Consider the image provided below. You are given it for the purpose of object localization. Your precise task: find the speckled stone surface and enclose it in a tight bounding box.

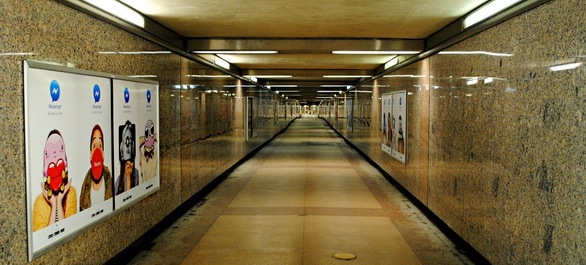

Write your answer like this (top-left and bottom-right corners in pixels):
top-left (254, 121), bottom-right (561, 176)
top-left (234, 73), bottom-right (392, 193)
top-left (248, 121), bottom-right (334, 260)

top-left (324, 0), bottom-right (585, 264)
top-left (0, 0), bottom-right (296, 264)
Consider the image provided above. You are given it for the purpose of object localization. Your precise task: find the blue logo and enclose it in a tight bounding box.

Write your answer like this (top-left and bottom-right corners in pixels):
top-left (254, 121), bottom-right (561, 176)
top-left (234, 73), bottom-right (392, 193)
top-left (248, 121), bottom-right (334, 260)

top-left (146, 89), bottom-right (151, 103)
top-left (50, 80), bottom-right (60, 102)
top-left (124, 87), bottom-right (130, 103)
top-left (399, 97), bottom-right (402, 105)
top-left (93, 84), bottom-right (101, 103)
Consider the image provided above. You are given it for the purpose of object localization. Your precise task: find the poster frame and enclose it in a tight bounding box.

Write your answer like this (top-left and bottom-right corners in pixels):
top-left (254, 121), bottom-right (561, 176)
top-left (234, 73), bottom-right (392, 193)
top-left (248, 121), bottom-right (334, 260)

top-left (24, 61), bottom-right (159, 261)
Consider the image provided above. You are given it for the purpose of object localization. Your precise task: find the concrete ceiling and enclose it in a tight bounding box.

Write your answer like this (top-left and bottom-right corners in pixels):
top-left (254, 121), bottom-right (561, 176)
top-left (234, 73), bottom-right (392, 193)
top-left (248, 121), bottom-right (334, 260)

top-left (120, 0), bottom-right (489, 103)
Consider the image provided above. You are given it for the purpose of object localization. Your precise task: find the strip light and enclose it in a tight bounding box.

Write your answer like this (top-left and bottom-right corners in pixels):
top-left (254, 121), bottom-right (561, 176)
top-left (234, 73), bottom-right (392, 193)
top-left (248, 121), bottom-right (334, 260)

top-left (384, 57), bottom-right (399, 69)
top-left (323, 75), bottom-right (371, 78)
top-left (317, 91), bottom-right (342, 93)
top-left (244, 75), bottom-right (292, 78)
top-left (332, 51), bottom-right (420, 55)
top-left (192, 51), bottom-right (278, 54)
top-left (82, 0), bottom-right (145, 27)
top-left (187, 75), bottom-right (232, 78)
top-left (439, 51), bottom-right (513, 56)
top-left (463, 0), bottom-right (523, 28)
top-left (215, 56), bottom-right (230, 69)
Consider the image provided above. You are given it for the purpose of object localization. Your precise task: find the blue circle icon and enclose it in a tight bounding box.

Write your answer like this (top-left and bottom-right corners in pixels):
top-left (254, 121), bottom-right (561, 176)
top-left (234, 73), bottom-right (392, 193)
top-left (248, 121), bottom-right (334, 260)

top-left (50, 80), bottom-right (60, 102)
top-left (146, 90), bottom-right (151, 103)
top-left (93, 84), bottom-right (101, 103)
top-left (124, 87), bottom-right (130, 103)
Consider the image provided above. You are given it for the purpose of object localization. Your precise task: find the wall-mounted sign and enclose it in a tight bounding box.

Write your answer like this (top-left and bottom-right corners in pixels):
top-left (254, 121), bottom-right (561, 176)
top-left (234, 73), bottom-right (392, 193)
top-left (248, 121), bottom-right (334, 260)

top-left (381, 91), bottom-right (407, 164)
top-left (24, 61), bottom-right (159, 261)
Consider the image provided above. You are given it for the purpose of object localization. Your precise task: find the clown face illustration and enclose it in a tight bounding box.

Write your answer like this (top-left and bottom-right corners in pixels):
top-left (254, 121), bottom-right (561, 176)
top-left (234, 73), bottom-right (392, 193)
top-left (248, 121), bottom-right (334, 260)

top-left (43, 130), bottom-right (68, 196)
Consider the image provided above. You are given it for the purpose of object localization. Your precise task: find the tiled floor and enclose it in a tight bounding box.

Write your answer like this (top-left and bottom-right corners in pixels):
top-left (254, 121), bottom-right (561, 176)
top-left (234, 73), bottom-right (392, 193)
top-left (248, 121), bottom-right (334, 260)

top-left (127, 118), bottom-right (473, 265)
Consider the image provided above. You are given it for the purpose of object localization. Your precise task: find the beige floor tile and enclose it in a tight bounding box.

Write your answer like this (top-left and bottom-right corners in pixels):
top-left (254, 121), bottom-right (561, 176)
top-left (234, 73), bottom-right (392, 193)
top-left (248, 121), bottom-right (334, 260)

top-left (305, 190), bottom-right (381, 208)
top-left (195, 215), bottom-right (304, 250)
top-left (228, 189), bottom-right (306, 208)
top-left (303, 248), bottom-right (422, 265)
top-left (304, 216), bottom-right (414, 252)
top-left (181, 248), bottom-right (302, 265)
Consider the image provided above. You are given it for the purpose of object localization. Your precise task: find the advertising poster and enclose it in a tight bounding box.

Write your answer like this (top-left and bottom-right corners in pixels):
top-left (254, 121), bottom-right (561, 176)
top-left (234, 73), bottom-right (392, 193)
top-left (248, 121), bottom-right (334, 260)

top-left (346, 98), bottom-right (353, 131)
top-left (381, 93), bottom-right (393, 155)
top-left (381, 91), bottom-right (407, 164)
top-left (112, 79), bottom-right (160, 211)
top-left (25, 62), bottom-right (113, 259)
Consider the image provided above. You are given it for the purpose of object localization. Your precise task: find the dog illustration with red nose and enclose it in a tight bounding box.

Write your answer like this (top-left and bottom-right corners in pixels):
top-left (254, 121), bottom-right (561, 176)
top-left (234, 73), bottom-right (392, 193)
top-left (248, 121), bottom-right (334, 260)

top-left (33, 130), bottom-right (77, 231)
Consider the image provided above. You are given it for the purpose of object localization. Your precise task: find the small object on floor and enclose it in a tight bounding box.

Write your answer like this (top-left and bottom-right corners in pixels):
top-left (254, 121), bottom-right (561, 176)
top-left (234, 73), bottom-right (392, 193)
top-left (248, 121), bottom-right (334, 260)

top-left (333, 253), bottom-right (357, 260)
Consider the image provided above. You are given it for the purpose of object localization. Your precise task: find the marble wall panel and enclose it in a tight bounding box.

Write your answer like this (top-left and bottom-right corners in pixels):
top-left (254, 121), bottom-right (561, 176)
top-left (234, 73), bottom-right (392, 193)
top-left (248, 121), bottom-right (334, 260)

top-left (324, 0), bottom-right (584, 264)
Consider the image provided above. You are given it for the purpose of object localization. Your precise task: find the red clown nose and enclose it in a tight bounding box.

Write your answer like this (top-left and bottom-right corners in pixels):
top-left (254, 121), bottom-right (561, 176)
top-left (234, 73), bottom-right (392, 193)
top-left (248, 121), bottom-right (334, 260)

top-left (91, 148), bottom-right (104, 181)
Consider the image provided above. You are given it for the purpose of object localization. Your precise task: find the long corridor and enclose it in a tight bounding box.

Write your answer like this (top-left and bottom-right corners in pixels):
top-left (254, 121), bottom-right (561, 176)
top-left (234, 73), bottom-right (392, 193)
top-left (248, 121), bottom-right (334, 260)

top-left (127, 118), bottom-right (473, 265)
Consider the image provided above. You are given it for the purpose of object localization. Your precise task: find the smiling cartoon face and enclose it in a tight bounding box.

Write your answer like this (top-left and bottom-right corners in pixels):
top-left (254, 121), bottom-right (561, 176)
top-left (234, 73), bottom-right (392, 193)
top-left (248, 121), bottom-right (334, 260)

top-left (43, 132), bottom-right (68, 193)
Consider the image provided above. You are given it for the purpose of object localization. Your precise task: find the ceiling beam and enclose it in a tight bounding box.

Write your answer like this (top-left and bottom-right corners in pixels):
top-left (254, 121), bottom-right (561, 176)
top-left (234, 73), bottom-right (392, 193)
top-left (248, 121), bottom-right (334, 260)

top-left (187, 38), bottom-right (424, 54)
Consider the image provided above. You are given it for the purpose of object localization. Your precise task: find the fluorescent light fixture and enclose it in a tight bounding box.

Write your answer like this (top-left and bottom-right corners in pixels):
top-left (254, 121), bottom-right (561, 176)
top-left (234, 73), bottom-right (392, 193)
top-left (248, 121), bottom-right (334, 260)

top-left (267, 85), bottom-right (298, 88)
top-left (549, 62), bottom-right (583, 71)
top-left (316, 97), bottom-right (333, 99)
top-left (332, 51), bottom-right (420, 55)
top-left (82, 0), bottom-right (145, 27)
top-left (187, 75), bottom-right (232, 78)
top-left (323, 75), bottom-right (371, 78)
top-left (439, 51), bottom-right (513, 56)
top-left (383, 75), bottom-right (426, 78)
top-left (244, 75), bottom-right (292, 78)
top-left (384, 57), bottom-right (399, 69)
top-left (192, 50), bottom-right (278, 54)
top-left (223, 85), bottom-right (256, 88)
top-left (276, 91), bottom-right (300, 93)
top-left (0, 52), bottom-right (36, 56)
top-left (464, 0), bottom-right (522, 28)
top-left (484, 77), bottom-right (494, 83)
top-left (119, 51), bottom-right (171, 55)
top-left (215, 56), bottom-right (230, 69)
top-left (98, 51), bottom-right (117, 55)
top-left (317, 91), bottom-right (342, 93)
top-left (467, 79), bottom-right (478, 85)
top-left (128, 75), bottom-right (157, 78)
top-left (354, 91), bottom-right (373, 93)
top-left (319, 85), bottom-right (350, 87)
top-left (466, 94), bottom-right (473, 97)
top-left (250, 77), bottom-right (258, 82)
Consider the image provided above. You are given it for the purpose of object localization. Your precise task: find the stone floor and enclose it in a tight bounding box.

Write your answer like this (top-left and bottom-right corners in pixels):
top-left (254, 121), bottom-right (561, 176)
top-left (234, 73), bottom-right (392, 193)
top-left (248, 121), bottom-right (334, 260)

top-left (126, 118), bottom-right (473, 265)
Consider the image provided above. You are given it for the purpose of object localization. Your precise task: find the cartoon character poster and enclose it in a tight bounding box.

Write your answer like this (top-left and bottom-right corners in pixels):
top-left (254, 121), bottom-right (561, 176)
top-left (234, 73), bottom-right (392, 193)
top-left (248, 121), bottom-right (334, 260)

top-left (381, 91), bottom-right (407, 164)
top-left (24, 62), bottom-right (113, 260)
top-left (112, 79), bottom-right (159, 211)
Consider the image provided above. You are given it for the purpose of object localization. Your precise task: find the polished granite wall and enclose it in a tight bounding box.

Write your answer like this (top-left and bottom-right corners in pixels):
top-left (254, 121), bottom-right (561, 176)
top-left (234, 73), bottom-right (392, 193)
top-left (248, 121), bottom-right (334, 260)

top-left (0, 0), bottom-right (293, 263)
top-left (324, 0), bottom-right (585, 264)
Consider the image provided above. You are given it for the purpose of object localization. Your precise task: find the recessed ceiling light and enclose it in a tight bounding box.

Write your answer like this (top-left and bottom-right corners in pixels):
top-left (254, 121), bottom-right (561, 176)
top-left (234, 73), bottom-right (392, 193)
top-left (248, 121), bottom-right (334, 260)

top-left (332, 51), bottom-right (420, 55)
top-left (464, 0), bottom-right (523, 28)
top-left (82, 0), bottom-right (145, 27)
top-left (214, 56), bottom-right (230, 69)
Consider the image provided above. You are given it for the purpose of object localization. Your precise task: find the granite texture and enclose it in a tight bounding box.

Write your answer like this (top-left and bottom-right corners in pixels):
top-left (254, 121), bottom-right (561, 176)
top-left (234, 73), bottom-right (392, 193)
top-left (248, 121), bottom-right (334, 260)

top-left (0, 0), bottom-right (294, 264)
top-left (323, 0), bottom-right (585, 264)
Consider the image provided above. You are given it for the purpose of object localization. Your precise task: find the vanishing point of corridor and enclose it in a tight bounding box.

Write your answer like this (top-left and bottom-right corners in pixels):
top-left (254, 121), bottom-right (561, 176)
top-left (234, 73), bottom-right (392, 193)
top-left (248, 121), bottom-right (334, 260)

top-left (127, 118), bottom-right (473, 265)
